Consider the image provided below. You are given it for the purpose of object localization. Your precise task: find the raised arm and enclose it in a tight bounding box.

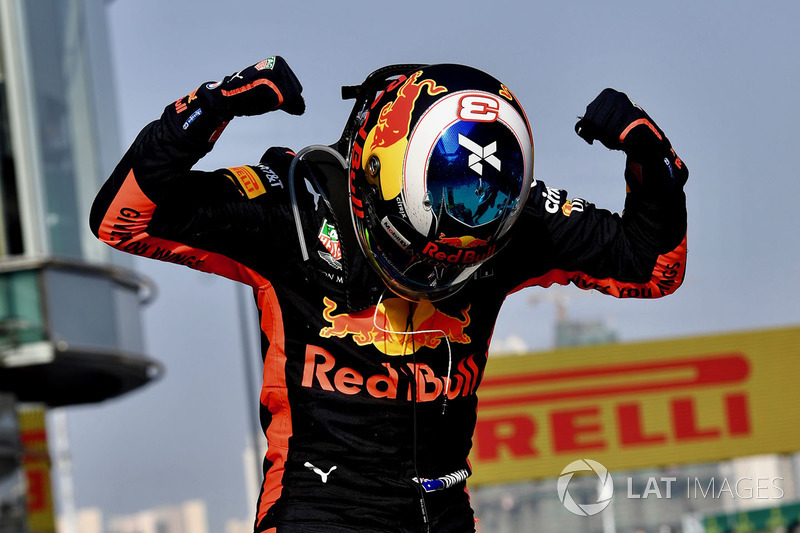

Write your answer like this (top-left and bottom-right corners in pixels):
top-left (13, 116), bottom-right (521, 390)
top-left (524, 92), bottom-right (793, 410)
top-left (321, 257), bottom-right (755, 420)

top-left (501, 88), bottom-right (688, 298)
top-left (89, 56), bottom-right (305, 285)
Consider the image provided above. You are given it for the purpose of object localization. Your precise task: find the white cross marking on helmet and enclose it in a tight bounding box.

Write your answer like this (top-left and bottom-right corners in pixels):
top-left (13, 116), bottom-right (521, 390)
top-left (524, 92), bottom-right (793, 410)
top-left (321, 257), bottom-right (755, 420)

top-left (458, 134), bottom-right (501, 176)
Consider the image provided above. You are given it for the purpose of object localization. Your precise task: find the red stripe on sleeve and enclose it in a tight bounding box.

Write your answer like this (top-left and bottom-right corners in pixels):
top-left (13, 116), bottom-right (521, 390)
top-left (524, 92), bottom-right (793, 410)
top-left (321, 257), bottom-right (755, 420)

top-left (511, 235), bottom-right (687, 299)
top-left (97, 169), bottom-right (264, 287)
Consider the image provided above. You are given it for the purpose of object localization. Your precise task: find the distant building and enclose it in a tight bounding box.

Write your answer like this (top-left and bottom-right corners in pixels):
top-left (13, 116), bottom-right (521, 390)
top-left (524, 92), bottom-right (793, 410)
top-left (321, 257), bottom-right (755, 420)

top-left (555, 318), bottom-right (617, 347)
top-left (106, 500), bottom-right (209, 533)
top-left (61, 508), bottom-right (103, 533)
top-left (225, 518), bottom-right (253, 533)
top-left (0, 0), bottom-right (161, 529)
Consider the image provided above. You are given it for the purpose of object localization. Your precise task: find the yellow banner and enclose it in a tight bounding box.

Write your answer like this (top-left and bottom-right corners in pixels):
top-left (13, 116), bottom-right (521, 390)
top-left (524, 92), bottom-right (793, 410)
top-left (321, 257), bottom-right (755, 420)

top-left (19, 406), bottom-right (56, 533)
top-left (470, 326), bottom-right (800, 485)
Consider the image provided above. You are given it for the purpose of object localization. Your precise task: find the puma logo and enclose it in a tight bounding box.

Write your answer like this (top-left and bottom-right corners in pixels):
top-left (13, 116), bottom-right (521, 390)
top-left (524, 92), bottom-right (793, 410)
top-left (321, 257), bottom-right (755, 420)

top-left (305, 178), bottom-right (321, 210)
top-left (304, 461), bottom-right (337, 483)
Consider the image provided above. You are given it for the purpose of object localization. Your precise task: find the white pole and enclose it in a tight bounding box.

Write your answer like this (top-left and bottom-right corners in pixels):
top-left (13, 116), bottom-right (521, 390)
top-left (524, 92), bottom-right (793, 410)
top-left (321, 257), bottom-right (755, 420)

top-left (51, 408), bottom-right (77, 533)
top-left (600, 477), bottom-right (616, 533)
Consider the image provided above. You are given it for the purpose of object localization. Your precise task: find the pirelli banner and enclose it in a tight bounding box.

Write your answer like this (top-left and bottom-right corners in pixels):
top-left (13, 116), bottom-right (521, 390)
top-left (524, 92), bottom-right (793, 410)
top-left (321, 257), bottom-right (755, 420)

top-left (470, 326), bottom-right (800, 485)
top-left (19, 407), bottom-right (57, 533)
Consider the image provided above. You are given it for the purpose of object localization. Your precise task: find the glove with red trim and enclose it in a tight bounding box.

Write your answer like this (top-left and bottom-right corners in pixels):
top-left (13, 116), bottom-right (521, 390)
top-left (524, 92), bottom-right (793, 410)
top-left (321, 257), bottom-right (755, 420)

top-left (575, 88), bottom-right (687, 189)
top-left (574, 88), bottom-right (666, 154)
top-left (202, 55), bottom-right (305, 119)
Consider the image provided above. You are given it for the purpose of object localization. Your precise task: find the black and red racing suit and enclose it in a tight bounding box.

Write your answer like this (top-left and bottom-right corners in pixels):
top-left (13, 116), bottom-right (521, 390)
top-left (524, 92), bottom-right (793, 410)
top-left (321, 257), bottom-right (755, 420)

top-left (90, 84), bottom-right (687, 533)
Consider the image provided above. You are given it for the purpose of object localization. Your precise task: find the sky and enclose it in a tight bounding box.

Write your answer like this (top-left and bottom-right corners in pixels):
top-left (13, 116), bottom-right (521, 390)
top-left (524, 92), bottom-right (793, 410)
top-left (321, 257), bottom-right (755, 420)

top-left (63, 0), bottom-right (800, 531)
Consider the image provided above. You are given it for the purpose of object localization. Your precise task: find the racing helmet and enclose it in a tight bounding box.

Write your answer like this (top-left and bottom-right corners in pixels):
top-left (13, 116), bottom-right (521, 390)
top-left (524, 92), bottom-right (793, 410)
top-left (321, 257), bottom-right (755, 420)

top-left (339, 63), bottom-right (534, 301)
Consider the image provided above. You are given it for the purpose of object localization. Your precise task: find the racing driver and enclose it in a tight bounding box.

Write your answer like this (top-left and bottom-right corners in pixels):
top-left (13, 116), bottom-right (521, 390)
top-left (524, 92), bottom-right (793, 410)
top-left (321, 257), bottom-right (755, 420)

top-left (90, 55), bottom-right (688, 532)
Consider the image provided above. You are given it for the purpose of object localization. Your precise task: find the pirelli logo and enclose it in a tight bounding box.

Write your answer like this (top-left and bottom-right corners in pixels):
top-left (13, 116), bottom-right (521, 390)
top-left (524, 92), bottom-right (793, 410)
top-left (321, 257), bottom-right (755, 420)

top-left (19, 407), bottom-right (57, 531)
top-left (469, 326), bottom-right (800, 486)
top-left (227, 166), bottom-right (266, 199)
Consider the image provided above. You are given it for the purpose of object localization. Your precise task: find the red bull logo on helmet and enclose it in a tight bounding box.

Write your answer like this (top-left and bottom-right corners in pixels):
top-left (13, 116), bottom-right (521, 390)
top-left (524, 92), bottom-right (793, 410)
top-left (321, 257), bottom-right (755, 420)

top-left (362, 71), bottom-right (448, 201)
top-left (319, 296), bottom-right (470, 356)
top-left (437, 234), bottom-right (491, 249)
top-left (370, 71), bottom-right (447, 151)
top-left (422, 241), bottom-right (497, 264)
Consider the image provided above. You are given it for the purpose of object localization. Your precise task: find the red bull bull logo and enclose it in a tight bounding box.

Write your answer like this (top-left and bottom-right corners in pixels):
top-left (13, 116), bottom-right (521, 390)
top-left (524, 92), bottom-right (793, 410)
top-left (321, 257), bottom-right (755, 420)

top-left (319, 296), bottom-right (470, 356)
top-left (360, 72), bottom-right (448, 201)
top-left (437, 234), bottom-right (490, 249)
top-left (371, 71), bottom-right (448, 151)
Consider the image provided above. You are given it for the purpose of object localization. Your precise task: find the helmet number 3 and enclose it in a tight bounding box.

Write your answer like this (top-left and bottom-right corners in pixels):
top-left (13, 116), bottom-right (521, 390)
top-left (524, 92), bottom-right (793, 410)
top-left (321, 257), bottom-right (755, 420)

top-left (458, 95), bottom-right (499, 122)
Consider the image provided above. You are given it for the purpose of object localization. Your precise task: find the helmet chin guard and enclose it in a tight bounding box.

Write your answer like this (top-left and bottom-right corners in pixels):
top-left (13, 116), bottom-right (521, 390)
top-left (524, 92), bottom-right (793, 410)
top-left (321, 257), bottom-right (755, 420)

top-left (341, 63), bottom-right (534, 301)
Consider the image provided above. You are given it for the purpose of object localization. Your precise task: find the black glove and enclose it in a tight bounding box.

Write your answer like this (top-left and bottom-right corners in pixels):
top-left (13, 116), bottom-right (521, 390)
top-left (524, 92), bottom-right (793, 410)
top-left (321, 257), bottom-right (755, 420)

top-left (201, 55), bottom-right (305, 120)
top-left (575, 88), bottom-right (687, 190)
top-left (574, 88), bottom-right (666, 155)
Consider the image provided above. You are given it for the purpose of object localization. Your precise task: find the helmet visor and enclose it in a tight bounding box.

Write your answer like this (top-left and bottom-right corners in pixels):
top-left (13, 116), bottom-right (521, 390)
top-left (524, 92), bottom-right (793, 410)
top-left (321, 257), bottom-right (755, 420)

top-left (427, 120), bottom-right (526, 230)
